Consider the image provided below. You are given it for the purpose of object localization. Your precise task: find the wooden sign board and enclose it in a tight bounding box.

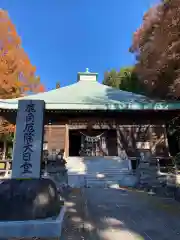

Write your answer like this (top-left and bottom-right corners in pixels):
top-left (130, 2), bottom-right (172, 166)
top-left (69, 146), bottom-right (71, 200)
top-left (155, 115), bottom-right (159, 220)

top-left (12, 100), bottom-right (45, 179)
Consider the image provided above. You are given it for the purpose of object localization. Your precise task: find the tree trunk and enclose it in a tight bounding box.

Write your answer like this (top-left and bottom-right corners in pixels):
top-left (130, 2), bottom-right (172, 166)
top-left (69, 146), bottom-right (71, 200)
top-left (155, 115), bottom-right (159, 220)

top-left (2, 140), bottom-right (7, 160)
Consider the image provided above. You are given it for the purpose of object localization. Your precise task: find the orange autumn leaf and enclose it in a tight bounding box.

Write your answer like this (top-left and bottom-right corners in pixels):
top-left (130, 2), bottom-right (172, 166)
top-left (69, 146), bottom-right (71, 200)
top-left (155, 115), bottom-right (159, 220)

top-left (37, 84), bottom-right (46, 92)
top-left (0, 9), bottom-right (45, 99)
top-left (0, 9), bottom-right (46, 135)
top-left (0, 117), bottom-right (15, 134)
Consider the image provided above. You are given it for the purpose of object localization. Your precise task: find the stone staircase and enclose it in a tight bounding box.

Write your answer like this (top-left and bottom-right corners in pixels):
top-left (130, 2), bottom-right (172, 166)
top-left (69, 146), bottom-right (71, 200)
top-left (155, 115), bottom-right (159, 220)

top-left (85, 167), bottom-right (131, 187)
top-left (66, 156), bottom-right (132, 188)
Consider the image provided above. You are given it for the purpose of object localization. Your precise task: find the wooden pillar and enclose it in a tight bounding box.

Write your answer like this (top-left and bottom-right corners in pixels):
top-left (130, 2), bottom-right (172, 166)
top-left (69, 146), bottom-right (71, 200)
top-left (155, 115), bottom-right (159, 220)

top-left (116, 125), bottom-right (126, 157)
top-left (116, 126), bottom-right (121, 156)
top-left (48, 123), bottom-right (52, 152)
top-left (163, 125), bottom-right (170, 156)
top-left (64, 124), bottom-right (69, 159)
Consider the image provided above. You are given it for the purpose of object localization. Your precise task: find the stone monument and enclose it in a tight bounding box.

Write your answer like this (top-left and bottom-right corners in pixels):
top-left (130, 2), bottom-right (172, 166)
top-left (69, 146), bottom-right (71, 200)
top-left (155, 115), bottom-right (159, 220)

top-left (0, 100), bottom-right (65, 239)
top-left (12, 100), bottom-right (44, 179)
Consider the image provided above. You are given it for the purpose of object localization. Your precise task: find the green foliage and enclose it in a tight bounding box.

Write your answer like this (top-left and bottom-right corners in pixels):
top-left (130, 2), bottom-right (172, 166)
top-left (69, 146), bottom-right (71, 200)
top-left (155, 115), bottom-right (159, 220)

top-left (174, 152), bottom-right (180, 168)
top-left (0, 133), bottom-right (14, 142)
top-left (56, 81), bottom-right (60, 89)
top-left (103, 66), bottom-right (145, 95)
top-left (103, 69), bottom-right (121, 89)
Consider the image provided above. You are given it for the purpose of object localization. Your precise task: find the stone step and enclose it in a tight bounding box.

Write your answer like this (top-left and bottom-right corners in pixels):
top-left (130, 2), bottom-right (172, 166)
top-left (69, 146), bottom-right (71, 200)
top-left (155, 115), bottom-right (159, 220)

top-left (85, 175), bottom-right (130, 180)
top-left (85, 173), bottom-right (130, 177)
top-left (87, 169), bottom-right (132, 173)
top-left (86, 181), bottom-right (119, 187)
top-left (86, 178), bottom-right (122, 182)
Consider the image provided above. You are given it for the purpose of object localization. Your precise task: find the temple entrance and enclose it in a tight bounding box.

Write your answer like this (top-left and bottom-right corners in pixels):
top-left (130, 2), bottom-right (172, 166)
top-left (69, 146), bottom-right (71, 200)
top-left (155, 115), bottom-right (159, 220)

top-left (68, 129), bottom-right (117, 157)
top-left (67, 129), bottom-right (130, 188)
top-left (69, 130), bottom-right (81, 156)
top-left (79, 130), bottom-right (106, 156)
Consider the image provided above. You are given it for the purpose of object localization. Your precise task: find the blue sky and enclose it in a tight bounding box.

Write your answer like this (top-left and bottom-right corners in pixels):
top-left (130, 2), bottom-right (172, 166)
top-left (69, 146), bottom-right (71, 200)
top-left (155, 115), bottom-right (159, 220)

top-left (1, 0), bottom-right (158, 90)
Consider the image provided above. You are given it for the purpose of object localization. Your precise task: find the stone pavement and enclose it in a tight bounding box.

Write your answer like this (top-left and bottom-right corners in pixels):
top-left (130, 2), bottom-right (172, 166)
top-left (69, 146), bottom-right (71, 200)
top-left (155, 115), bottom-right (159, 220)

top-left (61, 189), bottom-right (90, 240)
top-left (84, 188), bottom-right (180, 240)
top-left (61, 187), bottom-right (180, 239)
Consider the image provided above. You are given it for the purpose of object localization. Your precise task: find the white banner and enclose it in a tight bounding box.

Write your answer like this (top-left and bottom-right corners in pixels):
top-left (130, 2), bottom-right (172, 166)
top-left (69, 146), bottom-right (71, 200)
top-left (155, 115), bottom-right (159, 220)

top-left (80, 131), bottom-right (104, 143)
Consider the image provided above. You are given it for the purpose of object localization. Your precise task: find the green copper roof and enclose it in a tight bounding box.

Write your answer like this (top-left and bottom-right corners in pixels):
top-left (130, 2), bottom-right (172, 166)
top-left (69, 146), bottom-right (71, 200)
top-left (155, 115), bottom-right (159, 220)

top-left (0, 71), bottom-right (180, 111)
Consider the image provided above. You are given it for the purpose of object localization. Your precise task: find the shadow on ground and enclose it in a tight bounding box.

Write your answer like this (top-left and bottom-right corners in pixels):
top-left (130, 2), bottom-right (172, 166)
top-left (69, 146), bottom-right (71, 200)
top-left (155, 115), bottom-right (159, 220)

top-left (61, 188), bottom-right (180, 240)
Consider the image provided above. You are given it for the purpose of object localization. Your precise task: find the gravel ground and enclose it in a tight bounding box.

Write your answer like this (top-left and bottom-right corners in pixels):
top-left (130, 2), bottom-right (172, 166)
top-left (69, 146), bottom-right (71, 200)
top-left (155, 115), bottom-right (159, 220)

top-left (61, 189), bottom-right (90, 240)
top-left (83, 188), bottom-right (180, 240)
top-left (18, 187), bottom-right (177, 240)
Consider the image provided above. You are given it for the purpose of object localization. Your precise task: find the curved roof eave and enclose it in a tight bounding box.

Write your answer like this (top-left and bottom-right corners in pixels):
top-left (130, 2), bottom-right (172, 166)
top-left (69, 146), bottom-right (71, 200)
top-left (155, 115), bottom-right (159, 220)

top-left (0, 80), bottom-right (179, 111)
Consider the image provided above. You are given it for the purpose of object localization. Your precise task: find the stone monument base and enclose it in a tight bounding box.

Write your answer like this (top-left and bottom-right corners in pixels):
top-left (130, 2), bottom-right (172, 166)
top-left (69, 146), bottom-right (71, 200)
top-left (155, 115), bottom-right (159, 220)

top-left (0, 178), bottom-right (61, 221)
top-left (0, 205), bottom-right (66, 239)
